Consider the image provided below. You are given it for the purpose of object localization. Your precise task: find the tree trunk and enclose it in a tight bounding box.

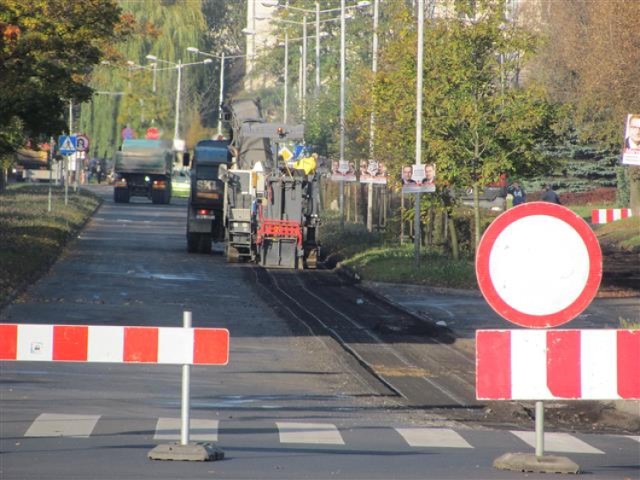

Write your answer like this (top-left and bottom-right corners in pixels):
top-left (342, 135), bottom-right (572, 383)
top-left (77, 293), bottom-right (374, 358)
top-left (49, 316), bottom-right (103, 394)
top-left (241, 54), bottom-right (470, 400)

top-left (473, 182), bottom-right (481, 252)
top-left (0, 167), bottom-right (7, 193)
top-left (447, 210), bottom-right (459, 261)
top-left (630, 167), bottom-right (640, 215)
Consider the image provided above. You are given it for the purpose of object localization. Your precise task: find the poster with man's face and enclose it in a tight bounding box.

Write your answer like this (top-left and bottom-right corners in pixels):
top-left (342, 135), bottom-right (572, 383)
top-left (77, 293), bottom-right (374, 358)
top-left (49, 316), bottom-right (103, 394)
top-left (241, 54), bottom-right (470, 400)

top-left (401, 164), bottom-right (436, 193)
top-left (622, 114), bottom-right (640, 166)
top-left (359, 160), bottom-right (388, 184)
top-left (330, 160), bottom-right (357, 182)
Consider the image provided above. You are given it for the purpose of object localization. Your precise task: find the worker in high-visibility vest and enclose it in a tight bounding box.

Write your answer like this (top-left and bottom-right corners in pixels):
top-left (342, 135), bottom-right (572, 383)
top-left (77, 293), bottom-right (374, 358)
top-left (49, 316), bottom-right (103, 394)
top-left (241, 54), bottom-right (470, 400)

top-left (293, 153), bottom-right (317, 175)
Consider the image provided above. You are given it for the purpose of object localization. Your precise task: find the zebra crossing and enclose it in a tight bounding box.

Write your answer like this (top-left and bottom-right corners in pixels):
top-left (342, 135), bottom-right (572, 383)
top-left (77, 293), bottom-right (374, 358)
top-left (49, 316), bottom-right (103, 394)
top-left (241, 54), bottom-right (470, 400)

top-left (11, 412), bottom-right (639, 456)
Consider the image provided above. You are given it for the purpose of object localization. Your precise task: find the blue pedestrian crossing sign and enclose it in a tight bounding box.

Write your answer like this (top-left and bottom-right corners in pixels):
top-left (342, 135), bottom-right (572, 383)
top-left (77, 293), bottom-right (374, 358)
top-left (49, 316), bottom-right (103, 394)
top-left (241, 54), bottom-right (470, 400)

top-left (58, 135), bottom-right (77, 155)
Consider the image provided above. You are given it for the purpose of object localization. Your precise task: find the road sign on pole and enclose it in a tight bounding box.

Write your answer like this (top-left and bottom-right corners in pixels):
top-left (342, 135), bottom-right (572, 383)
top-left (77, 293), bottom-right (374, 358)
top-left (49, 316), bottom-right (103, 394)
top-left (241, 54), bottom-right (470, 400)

top-left (58, 135), bottom-right (77, 155)
top-left (476, 202), bottom-right (602, 329)
top-left (75, 134), bottom-right (90, 152)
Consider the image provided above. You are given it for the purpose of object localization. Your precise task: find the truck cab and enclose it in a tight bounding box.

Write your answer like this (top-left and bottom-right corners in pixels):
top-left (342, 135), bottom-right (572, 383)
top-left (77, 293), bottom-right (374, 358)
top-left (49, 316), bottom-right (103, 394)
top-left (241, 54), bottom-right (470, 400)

top-left (186, 139), bottom-right (232, 254)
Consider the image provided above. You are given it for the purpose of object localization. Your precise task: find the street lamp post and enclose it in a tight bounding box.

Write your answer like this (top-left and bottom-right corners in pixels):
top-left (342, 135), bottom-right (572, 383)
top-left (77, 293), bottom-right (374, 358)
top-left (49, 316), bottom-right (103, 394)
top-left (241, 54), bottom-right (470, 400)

top-left (414, 0), bottom-right (424, 266)
top-left (217, 52), bottom-right (225, 136)
top-left (152, 62), bottom-right (157, 93)
top-left (366, 0), bottom-right (379, 233)
top-left (174, 59), bottom-right (182, 140)
top-left (339, 0), bottom-right (346, 227)
top-left (284, 32), bottom-right (289, 123)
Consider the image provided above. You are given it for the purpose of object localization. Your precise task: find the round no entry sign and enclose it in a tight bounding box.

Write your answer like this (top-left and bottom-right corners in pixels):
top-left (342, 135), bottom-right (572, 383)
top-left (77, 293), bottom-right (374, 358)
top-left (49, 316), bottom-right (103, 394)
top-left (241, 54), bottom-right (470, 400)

top-left (476, 202), bottom-right (602, 328)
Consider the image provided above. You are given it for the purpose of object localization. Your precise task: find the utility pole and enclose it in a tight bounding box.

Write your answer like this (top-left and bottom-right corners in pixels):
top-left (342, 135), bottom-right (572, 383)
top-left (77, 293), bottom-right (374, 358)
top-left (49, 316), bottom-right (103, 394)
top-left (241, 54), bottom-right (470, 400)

top-left (366, 0), bottom-right (379, 232)
top-left (414, 0), bottom-right (424, 266)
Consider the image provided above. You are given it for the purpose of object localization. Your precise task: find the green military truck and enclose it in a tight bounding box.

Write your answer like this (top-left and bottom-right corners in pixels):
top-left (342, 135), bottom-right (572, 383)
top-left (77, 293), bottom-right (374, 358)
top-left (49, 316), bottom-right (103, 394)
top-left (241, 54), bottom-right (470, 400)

top-left (113, 139), bottom-right (174, 204)
top-left (185, 139), bottom-right (232, 253)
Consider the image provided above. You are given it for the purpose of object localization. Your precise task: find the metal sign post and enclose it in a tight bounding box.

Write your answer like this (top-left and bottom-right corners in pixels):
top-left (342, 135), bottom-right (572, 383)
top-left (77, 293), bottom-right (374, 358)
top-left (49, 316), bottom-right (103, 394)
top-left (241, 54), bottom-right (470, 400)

top-left (65, 155), bottom-right (69, 205)
top-left (535, 401), bottom-right (544, 457)
top-left (58, 135), bottom-right (77, 204)
top-left (181, 311), bottom-right (192, 446)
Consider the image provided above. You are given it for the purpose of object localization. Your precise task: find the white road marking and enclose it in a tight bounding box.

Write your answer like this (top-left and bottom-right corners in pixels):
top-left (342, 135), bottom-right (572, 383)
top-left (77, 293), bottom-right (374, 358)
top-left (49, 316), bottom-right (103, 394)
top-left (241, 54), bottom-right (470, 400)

top-left (276, 422), bottom-right (345, 445)
top-left (511, 431), bottom-right (604, 454)
top-left (24, 413), bottom-right (100, 438)
top-left (626, 435), bottom-right (640, 443)
top-left (154, 418), bottom-right (219, 442)
top-left (395, 427), bottom-right (472, 448)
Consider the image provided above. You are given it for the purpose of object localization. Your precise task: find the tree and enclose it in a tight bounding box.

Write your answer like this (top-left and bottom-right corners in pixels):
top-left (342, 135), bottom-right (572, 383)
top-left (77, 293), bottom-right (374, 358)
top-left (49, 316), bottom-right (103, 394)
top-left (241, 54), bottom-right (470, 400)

top-left (526, 0), bottom-right (640, 211)
top-left (347, 0), bottom-right (556, 253)
top-left (422, 3), bottom-right (557, 248)
top-left (0, 0), bottom-right (123, 189)
top-left (79, 0), bottom-right (212, 160)
top-left (0, 0), bottom-right (122, 139)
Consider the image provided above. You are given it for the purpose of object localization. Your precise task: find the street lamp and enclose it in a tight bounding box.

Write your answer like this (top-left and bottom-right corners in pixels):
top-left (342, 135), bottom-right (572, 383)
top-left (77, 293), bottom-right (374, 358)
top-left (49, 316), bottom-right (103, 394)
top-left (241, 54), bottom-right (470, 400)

top-left (145, 55), bottom-right (212, 142)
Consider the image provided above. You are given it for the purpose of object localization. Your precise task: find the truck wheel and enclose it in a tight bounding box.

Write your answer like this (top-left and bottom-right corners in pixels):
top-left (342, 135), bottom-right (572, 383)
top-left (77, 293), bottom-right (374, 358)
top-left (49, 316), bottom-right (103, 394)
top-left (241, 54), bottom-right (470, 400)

top-left (114, 187), bottom-right (129, 203)
top-left (212, 217), bottom-right (225, 243)
top-left (151, 189), bottom-right (164, 204)
top-left (187, 233), bottom-right (199, 253)
top-left (226, 245), bottom-right (239, 263)
top-left (304, 248), bottom-right (318, 269)
top-left (164, 185), bottom-right (172, 204)
top-left (198, 234), bottom-right (212, 254)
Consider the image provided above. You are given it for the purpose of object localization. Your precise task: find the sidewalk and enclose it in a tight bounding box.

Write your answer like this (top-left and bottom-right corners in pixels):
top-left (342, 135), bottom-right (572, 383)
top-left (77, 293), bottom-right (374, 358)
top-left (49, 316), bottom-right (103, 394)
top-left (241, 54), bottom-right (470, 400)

top-left (360, 280), bottom-right (640, 418)
top-left (361, 280), bottom-right (640, 339)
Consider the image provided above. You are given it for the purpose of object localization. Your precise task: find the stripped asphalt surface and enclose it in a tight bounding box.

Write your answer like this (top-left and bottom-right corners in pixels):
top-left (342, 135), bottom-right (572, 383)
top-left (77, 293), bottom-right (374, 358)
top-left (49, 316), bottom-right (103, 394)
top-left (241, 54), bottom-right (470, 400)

top-left (248, 267), bottom-right (640, 434)
top-left (251, 268), bottom-right (473, 409)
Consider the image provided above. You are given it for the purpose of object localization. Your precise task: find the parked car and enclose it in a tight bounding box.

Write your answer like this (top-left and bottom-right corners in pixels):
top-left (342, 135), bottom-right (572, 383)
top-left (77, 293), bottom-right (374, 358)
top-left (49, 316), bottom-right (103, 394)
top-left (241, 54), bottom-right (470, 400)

top-left (171, 169), bottom-right (191, 198)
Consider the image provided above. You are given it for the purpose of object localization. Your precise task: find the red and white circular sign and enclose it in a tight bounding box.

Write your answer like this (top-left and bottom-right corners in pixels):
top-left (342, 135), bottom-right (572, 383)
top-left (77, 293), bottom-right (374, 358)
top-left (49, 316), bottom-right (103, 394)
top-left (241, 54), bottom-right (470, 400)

top-left (476, 202), bottom-right (602, 328)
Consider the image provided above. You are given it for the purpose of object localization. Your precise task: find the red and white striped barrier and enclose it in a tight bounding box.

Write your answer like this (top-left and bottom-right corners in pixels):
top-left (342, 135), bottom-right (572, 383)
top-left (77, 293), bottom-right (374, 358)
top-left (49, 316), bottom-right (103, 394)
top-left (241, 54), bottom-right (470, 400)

top-left (0, 324), bottom-right (229, 365)
top-left (591, 208), bottom-right (633, 224)
top-left (476, 329), bottom-right (640, 400)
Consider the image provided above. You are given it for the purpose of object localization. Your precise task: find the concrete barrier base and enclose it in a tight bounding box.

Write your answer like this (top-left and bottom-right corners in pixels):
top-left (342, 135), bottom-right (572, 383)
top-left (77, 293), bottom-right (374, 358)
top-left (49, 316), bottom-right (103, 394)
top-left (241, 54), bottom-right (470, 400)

top-left (148, 443), bottom-right (225, 462)
top-left (494, 452), bottom-right (579, 474)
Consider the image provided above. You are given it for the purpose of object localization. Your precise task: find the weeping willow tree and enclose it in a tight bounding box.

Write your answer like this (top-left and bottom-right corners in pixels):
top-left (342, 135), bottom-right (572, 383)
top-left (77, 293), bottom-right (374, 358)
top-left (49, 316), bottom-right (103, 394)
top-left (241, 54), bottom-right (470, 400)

top-left (78, 0), bottom-right (210, 162)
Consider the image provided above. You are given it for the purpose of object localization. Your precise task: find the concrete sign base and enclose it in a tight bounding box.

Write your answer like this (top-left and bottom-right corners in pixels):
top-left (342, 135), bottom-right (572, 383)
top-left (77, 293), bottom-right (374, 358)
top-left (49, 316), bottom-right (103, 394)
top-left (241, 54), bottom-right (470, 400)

top-left (493, 452), bottom-right (579, 474)
top-left (148, 443), bottom-right (225, 462)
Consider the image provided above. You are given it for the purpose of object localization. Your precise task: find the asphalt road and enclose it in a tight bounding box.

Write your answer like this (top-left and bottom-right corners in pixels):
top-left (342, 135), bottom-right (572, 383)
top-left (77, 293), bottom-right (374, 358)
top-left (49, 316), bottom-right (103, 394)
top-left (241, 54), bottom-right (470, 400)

top-left (0, 185), bottom-right (638, 479)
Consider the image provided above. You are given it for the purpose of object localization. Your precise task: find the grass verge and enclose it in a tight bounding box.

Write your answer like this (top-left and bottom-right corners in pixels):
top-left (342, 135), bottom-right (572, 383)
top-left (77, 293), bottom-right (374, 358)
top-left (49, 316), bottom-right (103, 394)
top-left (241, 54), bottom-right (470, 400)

top-left (594, 216), bottom-right (640, 253)
top-left (0, 184), bottom-right (101, 306)
top-left (340, 246), bottom-right (477, 289)
top-left (320, 212), bottom-right (476, 289)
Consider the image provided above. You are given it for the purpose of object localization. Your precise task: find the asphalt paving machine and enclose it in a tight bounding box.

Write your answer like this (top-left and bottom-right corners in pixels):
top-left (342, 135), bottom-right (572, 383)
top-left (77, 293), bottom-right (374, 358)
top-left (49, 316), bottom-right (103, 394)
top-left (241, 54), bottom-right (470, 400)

top-left (222, 98), bottom-right (320, 269)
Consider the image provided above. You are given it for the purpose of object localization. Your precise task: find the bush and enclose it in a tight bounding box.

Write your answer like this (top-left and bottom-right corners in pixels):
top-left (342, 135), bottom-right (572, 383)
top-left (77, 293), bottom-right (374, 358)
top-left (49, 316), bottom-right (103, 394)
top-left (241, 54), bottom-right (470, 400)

top-left (319, 211), bottom-right (384, 266)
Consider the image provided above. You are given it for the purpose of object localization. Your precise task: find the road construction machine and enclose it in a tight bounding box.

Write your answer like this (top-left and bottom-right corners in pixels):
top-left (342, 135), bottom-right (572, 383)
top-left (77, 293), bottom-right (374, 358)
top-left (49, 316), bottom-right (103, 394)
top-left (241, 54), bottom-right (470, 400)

top-left (221, 98), bottom-right (321, 269)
